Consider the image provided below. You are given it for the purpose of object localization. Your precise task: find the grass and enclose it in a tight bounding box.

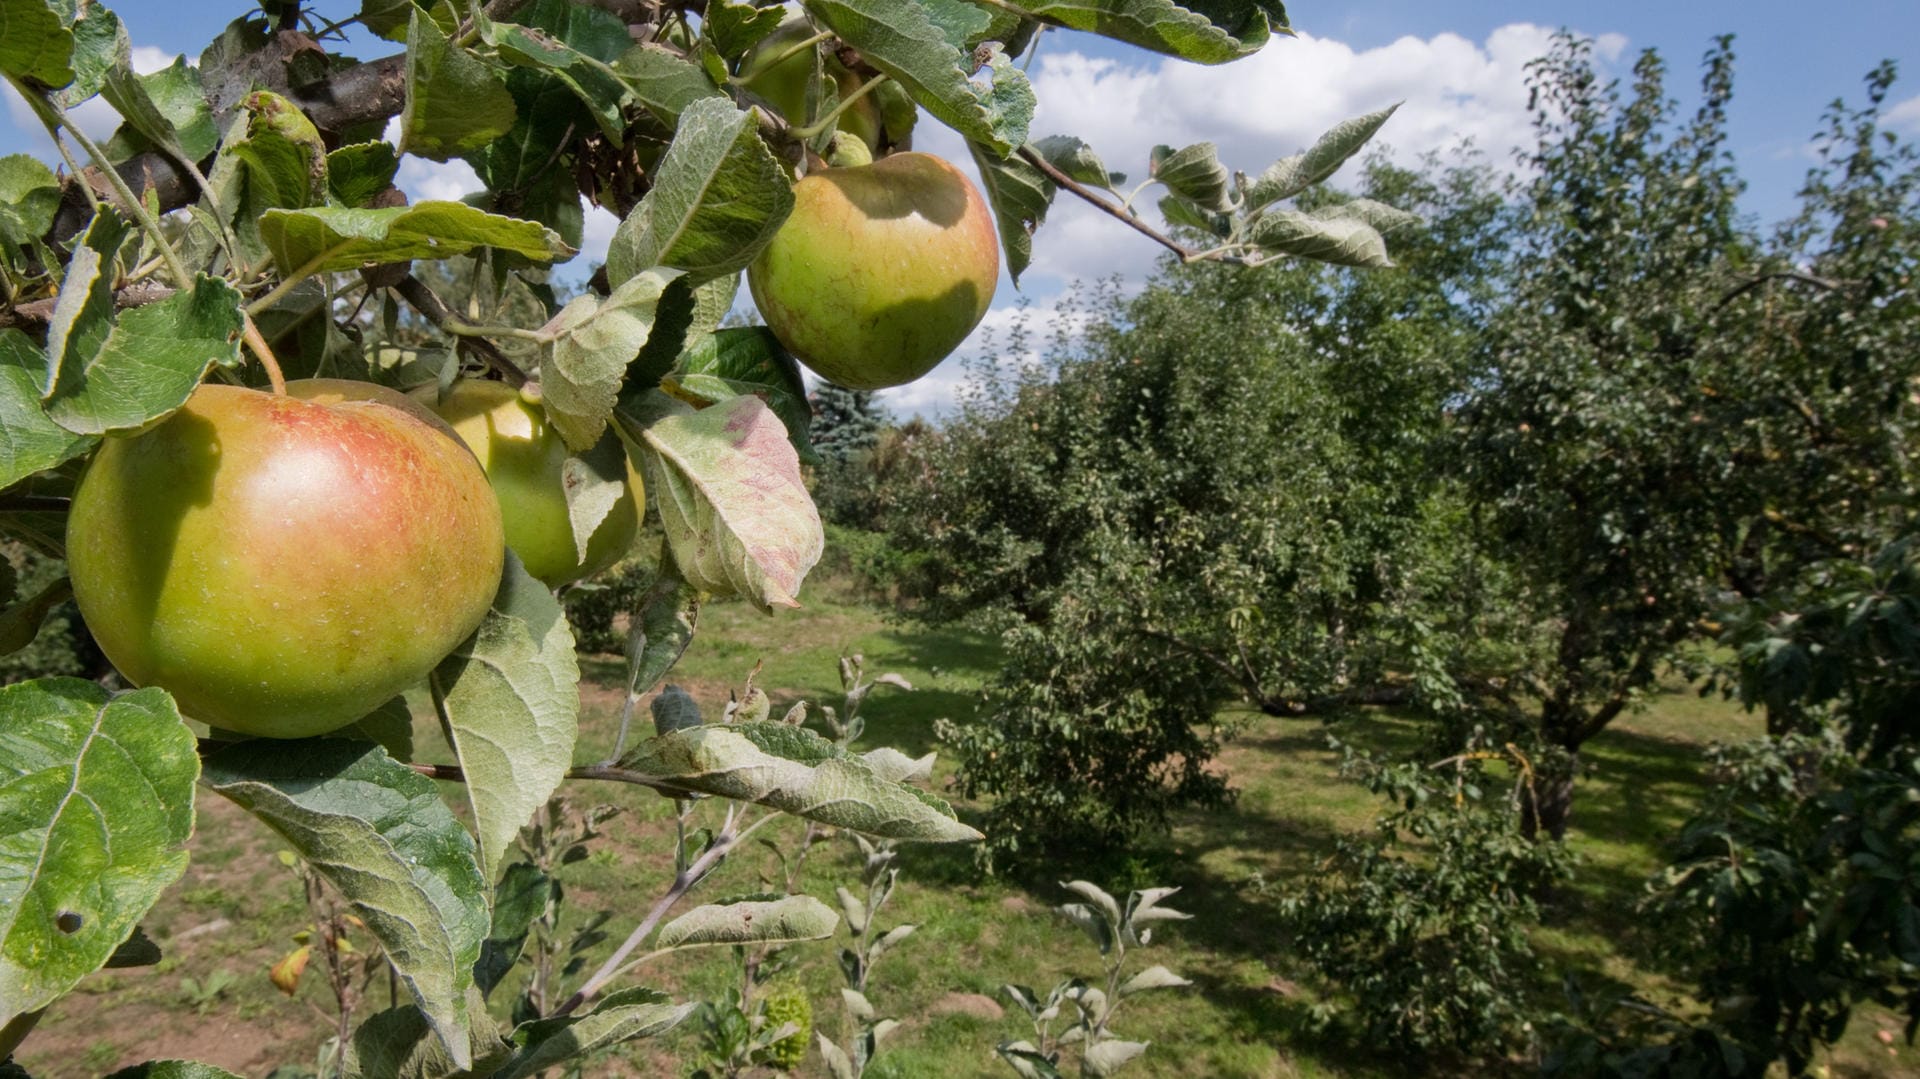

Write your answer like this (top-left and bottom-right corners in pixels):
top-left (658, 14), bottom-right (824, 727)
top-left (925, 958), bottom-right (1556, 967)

top-left (15, 578), bottom-right (1920, 1077)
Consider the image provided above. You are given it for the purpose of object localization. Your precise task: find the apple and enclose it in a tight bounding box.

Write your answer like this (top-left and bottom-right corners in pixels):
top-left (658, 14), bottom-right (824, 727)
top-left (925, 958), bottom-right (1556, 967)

top-left (748, 152), bottom-right (999, 390)
top-left (64, 378), bottom-right (505, 739)
top-left (738, 18), bottom-right (884, 151)
top-left (417, 379), bottom-right (644, 588)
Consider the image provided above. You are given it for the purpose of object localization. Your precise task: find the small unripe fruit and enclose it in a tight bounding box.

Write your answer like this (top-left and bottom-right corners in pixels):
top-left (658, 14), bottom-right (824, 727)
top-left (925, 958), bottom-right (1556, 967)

top-left (748, 152), bottom-right (999, 390)
top-left (66, 379), bottom-right (505, 738)
top-left (419, 379), bottom-right (644, 588)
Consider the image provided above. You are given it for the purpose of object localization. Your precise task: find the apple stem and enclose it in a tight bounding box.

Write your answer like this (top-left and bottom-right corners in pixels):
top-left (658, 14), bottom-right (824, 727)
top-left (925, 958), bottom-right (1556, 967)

top-left (791, 74), bottom-right (891, 141)
top-left (736, 29), bottom-right (836, 83)
top-left (241, 313), bottom-right (290, 395)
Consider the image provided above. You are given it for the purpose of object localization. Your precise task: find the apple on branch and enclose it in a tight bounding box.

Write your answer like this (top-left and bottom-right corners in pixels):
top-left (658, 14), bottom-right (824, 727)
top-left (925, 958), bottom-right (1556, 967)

top-left (749, 152), bottom-right (999, 391)
top-left (64, 379), bottom-right (505, 739)
top-left (419, 378), bottom-right (644, 589)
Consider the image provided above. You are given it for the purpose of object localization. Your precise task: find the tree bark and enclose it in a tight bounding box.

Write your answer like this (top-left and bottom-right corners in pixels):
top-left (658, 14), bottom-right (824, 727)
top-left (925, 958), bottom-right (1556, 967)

top-left (1521, 749), bottom-right (1578, 841)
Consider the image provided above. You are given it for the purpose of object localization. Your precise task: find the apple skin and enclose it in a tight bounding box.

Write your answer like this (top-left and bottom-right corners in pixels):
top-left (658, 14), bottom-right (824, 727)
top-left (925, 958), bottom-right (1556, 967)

top-left (748, 152), bottom-right (999, 390)
top-left (65, 379), bottom-right (505, 739)
top-left (739, 18), bottom-right (883, 151)
top-left (418, 379), bottom-right (644, 588)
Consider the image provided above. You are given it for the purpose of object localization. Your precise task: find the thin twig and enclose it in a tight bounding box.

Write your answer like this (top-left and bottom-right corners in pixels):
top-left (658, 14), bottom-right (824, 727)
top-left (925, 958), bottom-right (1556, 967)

top-left (1713, 270), bottom-right (1847, 312)
top-left (1016, 146), bottom-right (1198, 263)
top-left (393, 274), bottom-right (531, 388)
top-left (404, 758), bottom-right (687, 798)
top-left (792, 74), bottom-right (891, 140)
top-left (552, 807), bottom-right (761, 1017)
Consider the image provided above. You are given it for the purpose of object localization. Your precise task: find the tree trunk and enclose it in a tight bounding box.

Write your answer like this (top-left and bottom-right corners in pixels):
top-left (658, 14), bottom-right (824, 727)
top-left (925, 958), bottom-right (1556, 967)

top-left (1521, 748), bottom-right (1578, 841)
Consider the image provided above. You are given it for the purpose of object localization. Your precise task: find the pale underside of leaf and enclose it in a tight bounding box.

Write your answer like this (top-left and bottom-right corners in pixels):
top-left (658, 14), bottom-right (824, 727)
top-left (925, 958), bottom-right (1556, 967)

top-left (634, 394), bottom-right (823, 612)
top-left (432, 554), bottom-right (581, 882)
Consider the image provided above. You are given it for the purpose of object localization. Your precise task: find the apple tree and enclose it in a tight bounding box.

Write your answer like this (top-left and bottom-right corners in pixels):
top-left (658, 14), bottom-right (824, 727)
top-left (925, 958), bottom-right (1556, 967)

top-left (0, 0), bottom-right (1409, 1073)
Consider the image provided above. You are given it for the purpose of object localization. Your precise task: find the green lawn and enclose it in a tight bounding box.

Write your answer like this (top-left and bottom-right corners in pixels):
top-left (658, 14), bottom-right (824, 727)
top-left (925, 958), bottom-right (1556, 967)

top-left (16, 584), bottom-right (1919, 1078)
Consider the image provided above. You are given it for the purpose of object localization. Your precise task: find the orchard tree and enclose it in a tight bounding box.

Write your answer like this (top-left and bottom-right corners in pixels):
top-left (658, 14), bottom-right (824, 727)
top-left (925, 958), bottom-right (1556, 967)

top-left (895, 153), bottom-right (1504, 856)
top-left (0, 0), bottom-right (1407, 1074)
top-left (1454, 34), bottom-right (1756, 839)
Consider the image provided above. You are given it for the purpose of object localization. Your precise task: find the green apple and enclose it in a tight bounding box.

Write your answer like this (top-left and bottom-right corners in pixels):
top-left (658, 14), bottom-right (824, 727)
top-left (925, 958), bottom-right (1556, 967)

top-left (65, 378), bottom-right (505, 739)
top-left (738, 17), bottom-right (884, 151)
top-left (419, 379), bottom-right (644, 588)
top-left (748, 152), bottom-right (1000, 390)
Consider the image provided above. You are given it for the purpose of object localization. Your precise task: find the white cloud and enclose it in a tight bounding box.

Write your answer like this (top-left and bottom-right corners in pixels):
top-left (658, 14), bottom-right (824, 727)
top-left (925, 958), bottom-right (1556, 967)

top-left (1889, 93), bottom-right (1920, 136)
top-left (578, 202), bottom-right (619, 266)
top-left (929, 23), bottom-right (1617, 294)
top-left (394, 155), bottom-right (483, 203)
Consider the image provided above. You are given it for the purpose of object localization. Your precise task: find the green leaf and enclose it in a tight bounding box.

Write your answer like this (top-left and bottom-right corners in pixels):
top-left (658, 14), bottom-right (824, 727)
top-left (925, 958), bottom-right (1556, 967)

top-left (54, 1), bottom-right (124, 108)
top-left (650, 683), bottom-right (703, 735)
top-left (400, 8), bottom-right (517, 161)
top-left (605, 96), bottom-right (794, 289)
top-left (999, 1042), bottom-right (1066, 1079)
top-left (913, 0), bottom-right (996, 49)
top-left (101, 57), bottom-right (217, 164)
top-left (1247, 105), bottom-right (1398, 208)
top-left (0, 0), bottom-right (74, 87)
top-left (628, 568), bottom-right (700, 701)
top-left (1150, 142), bottom-right (1230, 211)
top-left (630, 394), bottom-right (823, 612)
top-left (804, 0), bottom-right (1033, 154)
top-left (326, 141), bottom-right (400, 208)
top-left (202, 740), bottom-right (491, 1069)
top-left (0, 154), bottom-right (60, 245)
top-left (343, 989), bottom-right (515, 1079)
top-left (43, 268), bottom-right (246, 437)
top-left (703, 0), bottom-right (788, 62)
top-left (342, 697), bottom-right (415, 763)
top-left (1084, 1039), bottom-right (1151, 1076)
top-left (496, 987), bottom-right (696, 1079)
top-left (465, 69), bottom-right (584, 195)
top-left (562, 428), bottom-right (632, 563)
top-left (541, 268), bottom-right (682, 450)
top-left (862, 747), bottom-right (935, 783)
top-left (1035, 134), bottom-right (1119, 188)
top-left (617, 722), bottom-right (982, 841)
top-left (674, 326), bottom-right (817, 464)
top-left (485, 15), bottom-right (631, 142)
top-left (967, 142), bottom-right (1051, 285)
top-left (1117, 964), bottom-right (1190, 996)
top-left (610, 43), bottom-right (726, 127)
top-left (656, 894), bottom-right (838, 949)
top-left (0, 680), bottom-right (197, 1019)
top-left (259, 201), bottom-right (568, 275)
top-left (0, 574), bottom-right (68, 657)
top-left (1246, 208), bottom-right (1392, 268)
top-left (1156, 192), bottom-right (1228, 238)
top-left (102, 1064), bottom-right (247, 1079)
top-left (221, 95), bottom-right (330, 259)
top-left (477, 862), bottom-right (552, 998)
top-left (430, 553), bottom-right (581, 882)
top-left (995, 0), bottom-right (1282, 63)
top-left (359, 0), bottom-right (419, 40)
top-left (1312, 197), bottom-right (1421, 234)
top-left (0, 330), bottom-right (93, 489)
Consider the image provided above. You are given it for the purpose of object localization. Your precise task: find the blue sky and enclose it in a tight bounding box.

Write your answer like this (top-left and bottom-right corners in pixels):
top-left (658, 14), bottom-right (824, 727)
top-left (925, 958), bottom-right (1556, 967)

top-left (6, 1), bottom-right (1919, 411)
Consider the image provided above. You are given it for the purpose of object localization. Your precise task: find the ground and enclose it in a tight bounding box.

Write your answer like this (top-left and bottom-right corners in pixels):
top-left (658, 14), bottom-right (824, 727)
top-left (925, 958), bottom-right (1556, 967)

top-left (12, 583), bottom-right (1920, 1078)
